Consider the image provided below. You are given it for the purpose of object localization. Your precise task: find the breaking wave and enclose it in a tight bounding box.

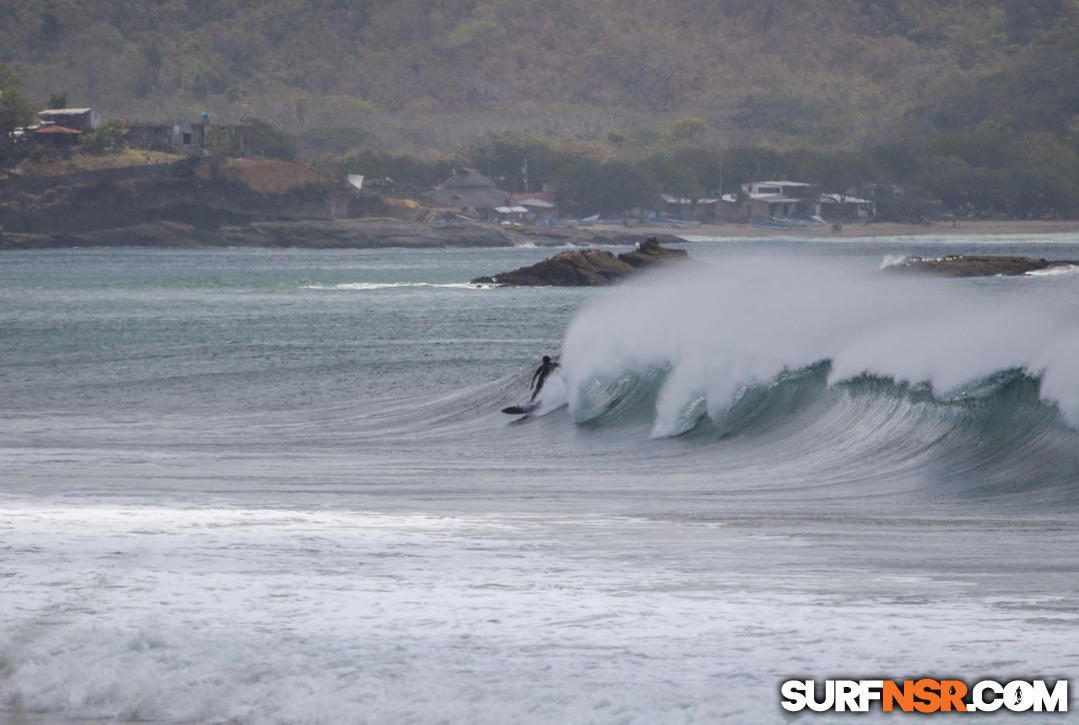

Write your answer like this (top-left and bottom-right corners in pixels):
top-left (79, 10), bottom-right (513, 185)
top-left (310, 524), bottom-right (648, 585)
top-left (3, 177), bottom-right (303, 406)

top-left (563, 257), bottom-right (1078, 432)
top-left (1027, 264), bottom-right (1079, 277)
top-left (549, 257), bottom-right (1079, 501)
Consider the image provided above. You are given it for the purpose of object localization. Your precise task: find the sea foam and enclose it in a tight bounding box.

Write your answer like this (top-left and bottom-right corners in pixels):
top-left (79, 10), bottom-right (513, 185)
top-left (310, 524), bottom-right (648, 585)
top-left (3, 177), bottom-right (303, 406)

top-left (561, 256), bottom-right (1079, 435)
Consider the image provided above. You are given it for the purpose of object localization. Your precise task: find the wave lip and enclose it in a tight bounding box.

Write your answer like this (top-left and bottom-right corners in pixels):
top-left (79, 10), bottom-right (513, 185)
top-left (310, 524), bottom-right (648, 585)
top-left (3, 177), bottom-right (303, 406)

top-left (1026, 264), bottom-right (1079, 277)
top-left (563, 258), bottom-right (1079, 430)
top-left (563, 357), bottom-right (1079, 502)
top-left (879, 254), bottom-right (910, 270)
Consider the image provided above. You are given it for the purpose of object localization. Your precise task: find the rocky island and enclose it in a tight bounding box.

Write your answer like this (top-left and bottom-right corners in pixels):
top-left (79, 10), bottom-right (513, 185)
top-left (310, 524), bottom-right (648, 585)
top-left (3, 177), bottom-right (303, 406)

top-left (471, 237), bottom-right (689, 286)
top-left (883, 255), bottom-right (1079, 277)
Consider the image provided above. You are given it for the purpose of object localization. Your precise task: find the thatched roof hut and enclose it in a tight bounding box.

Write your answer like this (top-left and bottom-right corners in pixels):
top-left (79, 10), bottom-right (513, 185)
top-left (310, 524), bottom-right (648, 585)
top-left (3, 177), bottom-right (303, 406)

top-left (428, 168), bottom-right (510, 212)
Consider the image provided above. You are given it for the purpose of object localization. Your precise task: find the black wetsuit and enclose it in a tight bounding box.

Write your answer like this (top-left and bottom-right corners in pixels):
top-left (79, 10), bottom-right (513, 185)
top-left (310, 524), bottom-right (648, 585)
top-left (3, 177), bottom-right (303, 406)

top-left (531, 359), bottom-right (559, 400)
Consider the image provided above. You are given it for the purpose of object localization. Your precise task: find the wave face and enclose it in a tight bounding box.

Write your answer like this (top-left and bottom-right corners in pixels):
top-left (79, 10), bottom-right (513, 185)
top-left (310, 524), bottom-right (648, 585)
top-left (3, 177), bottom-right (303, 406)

top-left (560, 258), bottom-right (1079, 500)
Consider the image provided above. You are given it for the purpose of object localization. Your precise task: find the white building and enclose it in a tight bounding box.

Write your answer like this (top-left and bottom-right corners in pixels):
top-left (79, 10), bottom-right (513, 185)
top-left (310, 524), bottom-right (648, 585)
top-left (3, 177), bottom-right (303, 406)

top-left (738, 180), bottom-right (821, 219)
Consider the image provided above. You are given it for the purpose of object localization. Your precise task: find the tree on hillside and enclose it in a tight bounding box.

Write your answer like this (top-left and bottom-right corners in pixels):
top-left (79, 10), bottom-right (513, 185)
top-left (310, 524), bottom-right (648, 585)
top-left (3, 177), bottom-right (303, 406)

top-left (32, 10), bottom-right (66, 51)
top-left (242, 119), bottom-right (297, 161)
top-left (1003, 0), bottom-right (1069, 42)
top-left (467, 134), bottom-right (554, 192)
top-left (721, 147), bottom-right (786, 187)
top-left (0, 62), bottom-right (35, 166)
top-left (788, 150), bottom-right (873, 195)
top-left (209, 119), bottom-right (297, 161)
top-left (339, 149), bottom-right (456, 189)
top-left (557, 160), bottom-right (661, 216)
top-left (667, 118), bottom-right (709, 144)
top-left (641, 153), bottom-right (707, 199)
top-left (466, 134), bottom-right (608, 193)
top-left (0, 63), bottom-right (34, 127)
top-left (80, 119), bottom-right (128, 155)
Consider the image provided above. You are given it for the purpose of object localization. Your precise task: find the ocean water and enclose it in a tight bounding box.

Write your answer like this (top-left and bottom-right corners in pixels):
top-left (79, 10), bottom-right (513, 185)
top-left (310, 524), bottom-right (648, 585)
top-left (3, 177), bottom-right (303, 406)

top-left (1, 235), bottom-right (1078, 723)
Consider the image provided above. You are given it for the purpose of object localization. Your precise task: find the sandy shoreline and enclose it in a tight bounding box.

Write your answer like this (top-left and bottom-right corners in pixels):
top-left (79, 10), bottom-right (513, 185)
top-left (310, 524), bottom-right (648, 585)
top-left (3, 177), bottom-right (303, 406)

top-left (606, 219), bottom-right (1079, 240)
top-left (1, 218), bottom-right (1076, 252)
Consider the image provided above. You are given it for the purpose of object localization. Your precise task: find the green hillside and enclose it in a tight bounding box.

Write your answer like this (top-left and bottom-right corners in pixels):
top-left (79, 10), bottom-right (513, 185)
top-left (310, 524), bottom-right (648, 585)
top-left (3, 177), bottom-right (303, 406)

top-left (3, 1), bottom-right (1079, 216)
top-left (1, 1), bottom-right (1076, 147)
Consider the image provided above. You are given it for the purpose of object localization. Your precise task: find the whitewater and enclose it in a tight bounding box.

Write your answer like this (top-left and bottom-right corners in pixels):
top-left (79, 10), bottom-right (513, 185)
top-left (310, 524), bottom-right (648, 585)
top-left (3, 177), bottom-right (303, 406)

top-left (1, 237), bottom-right (1077, 723)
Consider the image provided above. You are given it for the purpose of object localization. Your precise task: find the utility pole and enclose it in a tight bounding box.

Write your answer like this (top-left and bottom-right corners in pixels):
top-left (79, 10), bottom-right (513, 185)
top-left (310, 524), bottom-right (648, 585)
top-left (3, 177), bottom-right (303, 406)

top-left (522, 154), bottom-right (529, 194)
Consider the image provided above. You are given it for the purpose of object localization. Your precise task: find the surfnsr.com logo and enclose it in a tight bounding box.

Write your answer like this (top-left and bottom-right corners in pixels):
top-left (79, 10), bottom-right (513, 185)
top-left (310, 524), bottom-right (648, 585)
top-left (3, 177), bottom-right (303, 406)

top-left (780, 679), bottom-right (1068, 713)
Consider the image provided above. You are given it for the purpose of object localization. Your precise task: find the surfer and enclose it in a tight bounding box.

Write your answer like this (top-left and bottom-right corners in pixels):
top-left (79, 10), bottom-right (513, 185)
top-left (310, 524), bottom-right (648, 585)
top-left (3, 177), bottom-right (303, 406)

top-left (530, 355), bottom-right (560, 402)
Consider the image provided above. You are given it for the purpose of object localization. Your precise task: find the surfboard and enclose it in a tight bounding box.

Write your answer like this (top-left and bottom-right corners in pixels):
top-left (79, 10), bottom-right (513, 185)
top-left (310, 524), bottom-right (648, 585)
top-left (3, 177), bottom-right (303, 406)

top-left (501, 404), bottom-right (535, 415)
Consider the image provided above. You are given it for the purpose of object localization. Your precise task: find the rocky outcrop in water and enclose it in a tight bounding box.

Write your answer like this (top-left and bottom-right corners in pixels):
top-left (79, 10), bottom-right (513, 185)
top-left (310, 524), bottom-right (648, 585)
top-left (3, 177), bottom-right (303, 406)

top-left (883, 254), bottom-right (1079, 277)
top-left (471, 237), bottom-right (690, 286)
top-left (617, 236), bottom-right (691, 268)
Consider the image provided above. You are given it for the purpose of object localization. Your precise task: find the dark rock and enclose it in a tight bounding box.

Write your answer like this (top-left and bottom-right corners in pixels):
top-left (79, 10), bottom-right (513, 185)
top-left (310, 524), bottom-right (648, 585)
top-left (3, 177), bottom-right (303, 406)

top-left (472, 237), bottom-right (690, 286)
top-left (618, 236), bottom-right (689, 268)
top-left (474, 249), bottom-right (635, 286)
top-left (0, 160), bottom-right (340, 237)
top-left (883, 254), bottom-right (1079, 277)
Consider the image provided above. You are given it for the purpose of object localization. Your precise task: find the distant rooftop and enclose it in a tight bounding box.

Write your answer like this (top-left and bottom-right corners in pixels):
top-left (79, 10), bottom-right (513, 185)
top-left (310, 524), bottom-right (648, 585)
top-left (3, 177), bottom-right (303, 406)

top-left (820, 193), bottom-right (873, 205)
top-left (38, 108), bottom-right (93, 116)
top-left (662, 194), bottom-right (719, 205)
top-left (440, 168), bottom-right (496, 189)
top-left (751, 180), bottom-right (815, 187)
top-left (516, 197), bottom-right (555, 209)
top-left (748, 194), bottom-right (802, 202)
top-left (32, 125), bottom-right (83, 134)
top-left (511, 191), bottom-right (555, 203)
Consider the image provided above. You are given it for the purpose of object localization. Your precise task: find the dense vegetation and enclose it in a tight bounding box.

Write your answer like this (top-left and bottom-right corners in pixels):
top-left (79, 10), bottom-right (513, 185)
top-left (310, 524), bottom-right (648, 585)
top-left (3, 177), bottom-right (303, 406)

top-left (2, 1), bottom-right (1078, 216)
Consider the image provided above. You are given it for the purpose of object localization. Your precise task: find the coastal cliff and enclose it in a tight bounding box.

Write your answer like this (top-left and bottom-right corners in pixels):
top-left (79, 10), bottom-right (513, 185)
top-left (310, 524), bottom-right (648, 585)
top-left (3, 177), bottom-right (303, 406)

top-left (0, 159), bottom-right (660, 250)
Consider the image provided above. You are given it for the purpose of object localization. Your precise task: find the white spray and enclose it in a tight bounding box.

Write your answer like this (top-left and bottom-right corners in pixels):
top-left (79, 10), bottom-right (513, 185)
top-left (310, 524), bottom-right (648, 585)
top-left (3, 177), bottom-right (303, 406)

top-left (561, 256), bottom-right (1079, 436)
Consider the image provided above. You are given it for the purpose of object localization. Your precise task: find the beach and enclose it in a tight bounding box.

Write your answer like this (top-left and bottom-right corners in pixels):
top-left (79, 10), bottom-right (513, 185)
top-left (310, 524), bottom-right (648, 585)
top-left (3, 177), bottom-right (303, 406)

top-left (611, 218), bottom-right (1079, 240)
